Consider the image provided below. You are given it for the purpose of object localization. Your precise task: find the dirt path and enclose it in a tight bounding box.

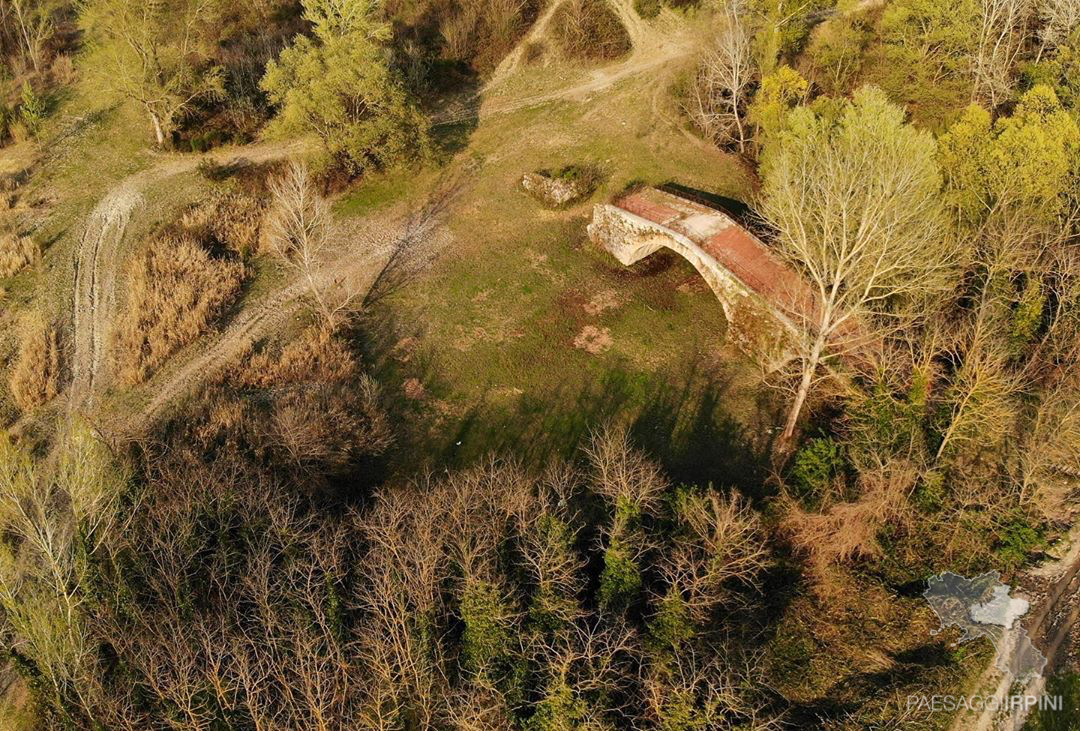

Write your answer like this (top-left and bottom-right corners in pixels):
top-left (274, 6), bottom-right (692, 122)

top-left (439, 0), bottom-right (694, 128)
top-left (67, 140), bottom-right (308, 414)
top-left (486, 0), bottom-right (653, 89)
top-left (112, 212), bottom-right (447, 438)
top-left (437, 35), bottom-right (695, 128)
top-left (486, 0), bottom-right (571, 87)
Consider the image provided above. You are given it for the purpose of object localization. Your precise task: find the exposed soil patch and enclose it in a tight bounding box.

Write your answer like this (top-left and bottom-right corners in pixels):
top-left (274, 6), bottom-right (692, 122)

top-left (583, 287), bottom-right (622, 316)
top-left (572, 324), bottom-right (613, 353)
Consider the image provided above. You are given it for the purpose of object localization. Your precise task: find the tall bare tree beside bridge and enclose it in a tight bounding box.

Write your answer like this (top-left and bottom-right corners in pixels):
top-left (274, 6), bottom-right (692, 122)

top-left (758, 86), bottom-right (955, 449)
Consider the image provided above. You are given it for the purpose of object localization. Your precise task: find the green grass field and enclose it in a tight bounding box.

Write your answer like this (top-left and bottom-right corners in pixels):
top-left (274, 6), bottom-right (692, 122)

top-left (340, 66), bottom-right (777, 491)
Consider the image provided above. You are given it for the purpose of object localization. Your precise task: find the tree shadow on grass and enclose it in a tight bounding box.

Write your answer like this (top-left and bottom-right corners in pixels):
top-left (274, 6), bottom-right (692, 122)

top-left (369, 335), bottom-right (778, 499)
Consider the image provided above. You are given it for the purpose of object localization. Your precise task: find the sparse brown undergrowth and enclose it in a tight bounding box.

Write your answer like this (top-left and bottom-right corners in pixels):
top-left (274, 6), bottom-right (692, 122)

top-left (115, 233), bottom-right (246, 384)
top-left (440, 0), bottom-right (539, 72)
top-left (9, 313), bottom-right (60, 412)
top-left (551, 0), bottom-right (632, 61)
top-left (114, 191), bottom-right (267, 384)
top-left (198, 326), bottom-right (393, 480)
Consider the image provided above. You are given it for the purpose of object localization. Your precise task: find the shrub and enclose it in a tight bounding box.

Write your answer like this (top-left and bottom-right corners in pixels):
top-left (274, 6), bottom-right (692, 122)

top-left (0, 232), bottom-right (39, 278)
top-left (460, 579), bottom-right (512, 673)
top-left (788, 437), bottom-right (846, 503)
top-left (912, 470), bottom-right (945, 513)
top-left (599, 535), bottom-right (642, 608)
top-left (551, 0), bottom-right (632, 61)
top-left (993, 514), bottom-right (1045, 571)
top-left (10, 314), bottom-right (60, 412)
top-left (115, 232), bottom-right (245, 383)
top-left (227, 327), bottom-right (394, 477)
top-left (18, 82), bottom-right (46, 138)
top-left (634, 0), bottom-right (662, 19)
top-left (0, 102), bottom-right (10, 145)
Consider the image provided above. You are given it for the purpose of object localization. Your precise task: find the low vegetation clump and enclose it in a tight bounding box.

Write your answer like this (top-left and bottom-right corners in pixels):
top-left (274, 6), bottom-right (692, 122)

top-left (180, 189), bottom-right (268, 256)
top-left (0, 231), bottom-right (39, 278)
top-left (522, 163), bottom-right (603, 207)
top-left (551, 0), bottom-right (632, 61)
top-left (219, 326), bottom-right (394, 479)
top-left (115, 231), bottom-right (246, 384)
top-left (438, 0), bottom-right (541, 73)
top-left (9, 313), bottom-right (60, 412)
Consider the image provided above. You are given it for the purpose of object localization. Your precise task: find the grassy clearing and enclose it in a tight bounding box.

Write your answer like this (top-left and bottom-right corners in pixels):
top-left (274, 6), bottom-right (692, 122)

top-left (354, 60), bottom-right (770, 486)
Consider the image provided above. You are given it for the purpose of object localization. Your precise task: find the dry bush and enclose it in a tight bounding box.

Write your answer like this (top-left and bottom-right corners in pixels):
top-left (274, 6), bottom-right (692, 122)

top-left (0, 231), bottom-right (39, 278)
top-left (181, 190), bottom-right (267, 256)
top-left (440, 0), bottom-right (535, 71)
top-left (236, 325), bottom-right (358, 388)
top-left (213, 327), bottom-right (393, 477)
top-left (781, 461), bottom-right (917, 592)
top-left (9, 313), bottom-right (60, 412)
top-left (115, 231), bottom-right (245, 384)
top-left (551, 0), bottom-right (632, 60)
top-left (262, 375), bottom-right (391, 473)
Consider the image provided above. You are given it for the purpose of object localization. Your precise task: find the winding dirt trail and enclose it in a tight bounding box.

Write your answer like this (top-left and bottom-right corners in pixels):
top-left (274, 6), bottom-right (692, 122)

top-left (67, 140), bottom-right (308, 415)
top-left (486, 0), bottom-right (654, 90)
top-left (112, 211), bottom-right (448, 438)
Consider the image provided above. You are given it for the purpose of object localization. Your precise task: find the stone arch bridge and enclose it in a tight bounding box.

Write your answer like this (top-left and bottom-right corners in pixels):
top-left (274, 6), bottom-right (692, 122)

top-left (587, 186), bottom-right (817, 368)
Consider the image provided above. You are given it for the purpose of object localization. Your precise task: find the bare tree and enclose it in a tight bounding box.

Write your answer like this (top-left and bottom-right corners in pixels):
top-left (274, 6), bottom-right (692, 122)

top-left (584, 423), bottom-right (668, 515)
top-left (4, 0), bottom-right (62, 74)
top-left (1037, 0), bottom-right (1080, 56)
top-left (266, 161), bottom-right (364, 326)
top-left (1018, 369), bottom-right (1080, 519)
top-left (757, 87), bottom-right (954, 448)
top-left (684, 0), bottom-right (756, 152)
top-left (659, 491), bottom-right (770, 618)
top-left (972, 0), bottom-right (1034, 107)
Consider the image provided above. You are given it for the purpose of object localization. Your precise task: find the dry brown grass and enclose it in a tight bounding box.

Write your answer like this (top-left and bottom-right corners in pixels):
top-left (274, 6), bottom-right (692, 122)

top-left (180, 190), bottom-right (267, 256)
top-left (0, 231), bottom-right (39, 278)
top-left (9, 313), bottom-right (60, 412)
top-left (115, 231), bottom-right (246, 384)
top-left (439, 0), bottom-right (536, 72)
top-left (551, 0), bottom-right (631, 61)
top-left (235, 325), bottom-right (358, 388)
